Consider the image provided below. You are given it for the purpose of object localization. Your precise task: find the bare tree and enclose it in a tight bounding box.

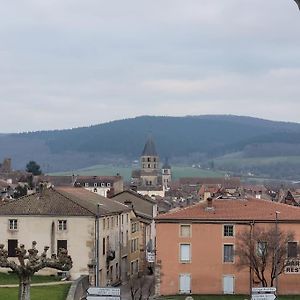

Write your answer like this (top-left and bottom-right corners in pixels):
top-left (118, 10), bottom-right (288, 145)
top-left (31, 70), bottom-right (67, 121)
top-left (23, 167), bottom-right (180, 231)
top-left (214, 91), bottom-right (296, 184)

top-left (236, 226), bottom-right (295, 287)
top-left (0, 241), bottom-right (72, 300)
top-left (129, 273), bottom-right (155, 300)
top-left (294, 0), bottom-right (300, 10)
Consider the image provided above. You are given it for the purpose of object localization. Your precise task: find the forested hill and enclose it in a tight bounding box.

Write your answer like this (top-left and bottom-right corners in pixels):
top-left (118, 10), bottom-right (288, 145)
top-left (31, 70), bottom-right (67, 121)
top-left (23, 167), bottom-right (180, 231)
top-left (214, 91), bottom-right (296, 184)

top-left (1, 115), bottom-right (300, 173)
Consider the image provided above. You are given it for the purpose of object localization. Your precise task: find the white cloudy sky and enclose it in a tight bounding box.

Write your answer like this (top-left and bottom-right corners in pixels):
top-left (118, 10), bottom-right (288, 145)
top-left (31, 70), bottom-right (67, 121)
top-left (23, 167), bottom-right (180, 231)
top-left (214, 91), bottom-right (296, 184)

top-left (1, 0), bottom-right (300, 132)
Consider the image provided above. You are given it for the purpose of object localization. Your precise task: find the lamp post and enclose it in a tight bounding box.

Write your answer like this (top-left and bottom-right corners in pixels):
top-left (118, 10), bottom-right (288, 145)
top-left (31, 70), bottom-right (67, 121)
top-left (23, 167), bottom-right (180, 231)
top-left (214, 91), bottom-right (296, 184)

top-left (275, 211), bottom-right (280, 294)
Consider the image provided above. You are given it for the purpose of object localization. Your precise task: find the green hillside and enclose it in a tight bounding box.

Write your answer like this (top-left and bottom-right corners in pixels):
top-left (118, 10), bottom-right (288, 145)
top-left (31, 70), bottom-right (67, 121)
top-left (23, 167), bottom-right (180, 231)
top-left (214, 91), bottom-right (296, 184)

top-left (1, 115), bottom-right (300, 179)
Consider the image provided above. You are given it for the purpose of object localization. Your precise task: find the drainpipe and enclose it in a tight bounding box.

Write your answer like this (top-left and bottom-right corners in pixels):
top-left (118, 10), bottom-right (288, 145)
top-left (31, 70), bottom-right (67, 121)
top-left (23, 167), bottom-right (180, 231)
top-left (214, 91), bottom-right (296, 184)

top-left (95, 204), bottom-right (100, 287)
top-left (249, 221), bottom-right (255, 298)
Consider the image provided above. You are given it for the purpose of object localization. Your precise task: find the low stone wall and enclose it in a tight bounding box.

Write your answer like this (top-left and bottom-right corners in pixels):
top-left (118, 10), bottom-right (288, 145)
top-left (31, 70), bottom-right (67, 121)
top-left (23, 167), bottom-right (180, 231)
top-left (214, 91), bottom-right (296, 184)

top-left (66, 275), bottom-right (89, 300)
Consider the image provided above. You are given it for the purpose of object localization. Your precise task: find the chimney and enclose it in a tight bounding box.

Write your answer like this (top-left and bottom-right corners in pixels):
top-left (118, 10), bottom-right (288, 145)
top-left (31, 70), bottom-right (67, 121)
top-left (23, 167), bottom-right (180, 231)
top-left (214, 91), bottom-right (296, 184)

top-left (124, 200), bottom-right (134, 209)
top-left (205, 197), bottom-right (214, 211)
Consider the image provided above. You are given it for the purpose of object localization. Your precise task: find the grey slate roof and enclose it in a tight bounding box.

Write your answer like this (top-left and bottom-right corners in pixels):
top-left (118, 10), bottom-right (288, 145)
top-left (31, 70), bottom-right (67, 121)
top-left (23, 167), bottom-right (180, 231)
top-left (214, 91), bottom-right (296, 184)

top-left (0, 187), bottom-right (130, 217)
top-left (141, 137), bottom-right (158, 156)
top-left (112, 190), bottom-right (156, 221)
top-left (162, 157), bottom-right (171, 169)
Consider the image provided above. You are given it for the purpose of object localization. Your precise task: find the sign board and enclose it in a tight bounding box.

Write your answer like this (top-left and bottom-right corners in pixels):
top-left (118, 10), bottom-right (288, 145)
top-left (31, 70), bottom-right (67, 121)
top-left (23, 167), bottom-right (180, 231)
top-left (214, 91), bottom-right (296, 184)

top-left (147, 251), bottom-right (155, 263)
top-left (284, 259), bottom-right (300, 274)
top-left (251, 294), bottom-right (276, 300)
top-left (87, 297), bottom-right (120, 300)
top-left (87, 287), bottom-right (121, 296)
top-left (252, 287), bottom-right (276, 293)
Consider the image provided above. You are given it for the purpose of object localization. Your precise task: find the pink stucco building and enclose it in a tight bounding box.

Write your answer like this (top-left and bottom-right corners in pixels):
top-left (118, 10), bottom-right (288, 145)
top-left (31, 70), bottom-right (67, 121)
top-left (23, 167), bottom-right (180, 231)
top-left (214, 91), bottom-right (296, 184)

top-left (156, 198), bottom-right (300, 296)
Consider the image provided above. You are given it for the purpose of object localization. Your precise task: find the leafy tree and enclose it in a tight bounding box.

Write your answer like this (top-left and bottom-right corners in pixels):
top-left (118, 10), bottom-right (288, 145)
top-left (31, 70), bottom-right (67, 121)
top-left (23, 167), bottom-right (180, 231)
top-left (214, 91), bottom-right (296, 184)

top-left (235, 225), bottom-right (295, 287)
top-left (26, 161), bottom-right (42, 175)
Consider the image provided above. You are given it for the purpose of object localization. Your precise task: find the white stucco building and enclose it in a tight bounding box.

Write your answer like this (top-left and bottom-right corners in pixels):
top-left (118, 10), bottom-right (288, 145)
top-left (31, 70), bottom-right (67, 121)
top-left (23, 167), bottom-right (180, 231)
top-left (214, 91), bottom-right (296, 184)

top-left (0, 186), bottom-right (132, 285)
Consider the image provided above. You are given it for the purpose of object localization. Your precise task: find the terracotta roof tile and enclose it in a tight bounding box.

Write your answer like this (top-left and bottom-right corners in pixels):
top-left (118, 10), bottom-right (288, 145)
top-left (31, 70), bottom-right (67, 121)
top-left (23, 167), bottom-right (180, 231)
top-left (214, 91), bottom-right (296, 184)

top-left (156, 198), bottom-right (300, 222)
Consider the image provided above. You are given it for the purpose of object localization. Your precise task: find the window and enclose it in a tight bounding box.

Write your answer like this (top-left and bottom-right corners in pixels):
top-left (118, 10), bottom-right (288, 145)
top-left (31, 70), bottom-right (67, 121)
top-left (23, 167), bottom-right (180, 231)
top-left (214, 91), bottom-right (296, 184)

top-left (288, 242), bottom-right (298, 258)
top-left (107, 182), bottom-right (111, 187)
top-left (180, 225), bottom-right (191, 238)
top-left (101, 182), bottom-right (105, 187)
top-left (94, 183), bottom-right (97, 187)
top-left (121, 215), bottom-right (124, 225)
top-left (94, 188), bottom-right (97, 192)
top-left (180, 244), bottom-right (191, 262)
top-left (58, 220), bottom-right (67, 231)
top-left (107, 218), bottom-right (109, 229)
top-left (147, 157), bottom-right (151, 162)
top-left (148, 164), bottom-right (151, 168)
top-left (85, 183), bottom-right (89, 187)
top-left (131, 260), bottom-right (139, 275)
top-left (179, 274), bottom-right (191, 294)
top-left (126, 214), bottom-right (129, 224)
top-left (223, 244), bottom-right (234, 263)
top-left (103, 238), bottom-right (106, 255)
top-left (8, 239), bottom-right (18, 257)
top-left (57, 240), bottom-right (67, 255)
top-left (257, 241), bottom-right (267, 257)
top-left (224, 225), bottom-right (234, 237)
top-left (9, 219), bottom-right (18, 230)
top-left (103, 219), bottom-right (105, 230)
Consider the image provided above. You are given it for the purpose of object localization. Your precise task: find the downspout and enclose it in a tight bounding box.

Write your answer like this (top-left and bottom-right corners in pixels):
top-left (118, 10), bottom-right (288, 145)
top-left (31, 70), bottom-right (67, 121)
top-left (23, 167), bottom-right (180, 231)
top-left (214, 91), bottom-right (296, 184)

top-left (249, 220), bottom-right (255, 298)
top-left (95, 204), bottom-right (100, 287)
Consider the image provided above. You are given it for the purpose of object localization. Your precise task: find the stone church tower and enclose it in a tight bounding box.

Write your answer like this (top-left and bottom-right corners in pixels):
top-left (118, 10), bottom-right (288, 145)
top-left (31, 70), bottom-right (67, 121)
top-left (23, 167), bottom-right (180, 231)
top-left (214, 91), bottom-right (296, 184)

top-left (161, 158), bottom-right (172, 188)
top-left (140, 137), bottom-right (160, 187)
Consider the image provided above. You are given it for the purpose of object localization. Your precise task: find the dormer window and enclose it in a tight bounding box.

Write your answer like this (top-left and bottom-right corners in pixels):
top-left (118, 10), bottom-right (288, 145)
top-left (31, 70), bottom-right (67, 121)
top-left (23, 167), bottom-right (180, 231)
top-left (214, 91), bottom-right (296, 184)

top-left (107, 183), bottom-right (111, 187)
top-left (101, 182), bottom-right (105, 187)
top-left (94, 183), bottom-right (97, 187)
top-left (147, 157), bottom-right (151, 162)
top-left (85, 183), bottom-right (89, 187)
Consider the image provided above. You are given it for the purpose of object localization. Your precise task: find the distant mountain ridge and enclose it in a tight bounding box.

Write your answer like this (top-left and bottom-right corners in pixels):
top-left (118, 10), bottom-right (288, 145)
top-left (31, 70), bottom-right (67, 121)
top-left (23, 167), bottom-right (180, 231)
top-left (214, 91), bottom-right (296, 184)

top-left (1, 115), bottom-right (300, 176)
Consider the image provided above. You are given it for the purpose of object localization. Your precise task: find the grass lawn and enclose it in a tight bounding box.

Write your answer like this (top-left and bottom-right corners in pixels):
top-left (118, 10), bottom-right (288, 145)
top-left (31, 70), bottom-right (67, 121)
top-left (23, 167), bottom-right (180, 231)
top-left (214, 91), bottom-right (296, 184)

top-left (50, 165), bottom-right (225, 181)
top-left (159, 295), bottom-right (300, 300)
top-left (0, 284), bottom-right (71, 300)
top-left (158, 295), bottom-right (300, 300)
top-left (0, 272), bottom-right (59, 285)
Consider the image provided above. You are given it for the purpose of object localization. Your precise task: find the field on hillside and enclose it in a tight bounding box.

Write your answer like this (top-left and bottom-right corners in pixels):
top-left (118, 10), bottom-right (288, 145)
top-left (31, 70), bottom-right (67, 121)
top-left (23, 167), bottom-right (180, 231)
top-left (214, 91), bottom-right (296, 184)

top-left (51, 165), bottom-right (225, 181)
top-left (214, 154), bottom-right (300, 167)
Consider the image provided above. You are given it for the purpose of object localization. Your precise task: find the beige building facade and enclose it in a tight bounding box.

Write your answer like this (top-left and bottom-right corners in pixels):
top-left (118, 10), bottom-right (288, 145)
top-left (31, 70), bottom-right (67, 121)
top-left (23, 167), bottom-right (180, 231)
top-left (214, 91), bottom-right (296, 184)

top-left (0, 186), bottom-right (132, 285)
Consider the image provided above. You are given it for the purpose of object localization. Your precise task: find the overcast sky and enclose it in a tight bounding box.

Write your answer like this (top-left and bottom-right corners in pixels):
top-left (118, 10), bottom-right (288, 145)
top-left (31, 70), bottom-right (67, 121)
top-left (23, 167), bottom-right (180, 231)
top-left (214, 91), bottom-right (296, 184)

top-left (1, 0), bottom-right (300, 133)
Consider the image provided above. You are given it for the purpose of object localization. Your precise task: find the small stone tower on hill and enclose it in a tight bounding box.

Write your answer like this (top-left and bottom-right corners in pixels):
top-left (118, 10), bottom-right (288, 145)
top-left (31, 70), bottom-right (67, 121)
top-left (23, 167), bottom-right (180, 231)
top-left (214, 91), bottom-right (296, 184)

top-left (162, 157), bottom-right (172, 188)
top-left (140, 136), bottom-right (160, 187)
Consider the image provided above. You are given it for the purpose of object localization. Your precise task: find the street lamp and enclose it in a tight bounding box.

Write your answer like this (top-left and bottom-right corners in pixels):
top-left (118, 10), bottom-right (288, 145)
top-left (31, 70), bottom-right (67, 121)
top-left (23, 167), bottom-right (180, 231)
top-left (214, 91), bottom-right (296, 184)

top-left (275, 211), bottom-right (280, 294)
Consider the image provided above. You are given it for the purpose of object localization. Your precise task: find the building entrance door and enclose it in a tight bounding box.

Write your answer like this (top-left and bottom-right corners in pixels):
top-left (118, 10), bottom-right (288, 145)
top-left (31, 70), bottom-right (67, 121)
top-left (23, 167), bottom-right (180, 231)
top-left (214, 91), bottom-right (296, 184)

top-left (223, 275), bottom-right (234, 294)
top-left (179, 274), bottom-right (191, 294)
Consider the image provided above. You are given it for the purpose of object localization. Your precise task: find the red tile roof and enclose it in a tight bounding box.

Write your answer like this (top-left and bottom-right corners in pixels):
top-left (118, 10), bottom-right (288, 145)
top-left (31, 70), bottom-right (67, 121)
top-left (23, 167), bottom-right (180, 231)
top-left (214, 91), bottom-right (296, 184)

top-left (156, 198), bottom-right (300, 222)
